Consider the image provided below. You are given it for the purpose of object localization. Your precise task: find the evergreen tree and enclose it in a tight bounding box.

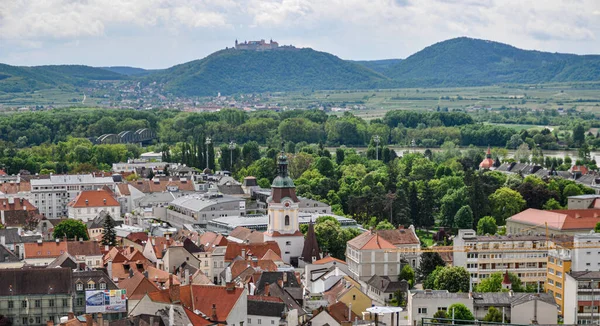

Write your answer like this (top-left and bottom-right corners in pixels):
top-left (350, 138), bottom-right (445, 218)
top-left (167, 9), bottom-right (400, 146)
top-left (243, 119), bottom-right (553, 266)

top-left (409, 182), bottom-right (420, 227)
top-left (102, 214), bottom-right (117, 247)
top-left (468, 172), bottom-right (489, 227)
top-left (419, 181), bottom-right (435, 228)
top-left (454, 205), bottom-right (474, 230)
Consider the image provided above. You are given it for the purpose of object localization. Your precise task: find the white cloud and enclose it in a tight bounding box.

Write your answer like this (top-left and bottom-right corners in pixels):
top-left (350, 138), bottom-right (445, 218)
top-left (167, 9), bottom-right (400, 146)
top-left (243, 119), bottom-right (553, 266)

top-left (1, 0), bottom-right (600, 66)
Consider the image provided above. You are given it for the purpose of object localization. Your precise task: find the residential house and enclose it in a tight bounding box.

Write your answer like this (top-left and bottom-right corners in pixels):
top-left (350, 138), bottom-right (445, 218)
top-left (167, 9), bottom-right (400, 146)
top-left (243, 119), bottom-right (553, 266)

top-left (86, 212), bottom-right (120, 241)
top-left (408, 290), bottom-right (473, 325)
top-left (67, 189), bottom-right (121, 223)
top-left (198, 231), bottom-right (228, 284)
top-left (307, 301), bottom-right (362, 326)
top-left (472, 292), bottom-right (557, 325)
top-left (0, 268), bottom-right (74, 325)
top-left (72, 269), bottom-right (124, 321)
top-left (304, 256), bottom-right (350, 293)
top-left (323, 277), bottom-right (372, 317)
top-left (227, 226), bottom-right (265, 244)
top-left (31, 174), bottom-right (116, 218)
top-left (0, 197), bottom-right (39, 229)
top-left (247, 295), bottom-right (286, 326)
top-left (127, 294), bottom-right (212, 325)
top-left (118, 272), bottom-right (160, 312)
top-left (23, 239), bottom-right (67, 266)
top-left (66, 240), bottom-right (104, 268)
top-left (142, 236), bottom-right (174, 265)
top-left (366, 275), bottom-right (408, 306)
top-left (346, 227), bottom-right (421, 282)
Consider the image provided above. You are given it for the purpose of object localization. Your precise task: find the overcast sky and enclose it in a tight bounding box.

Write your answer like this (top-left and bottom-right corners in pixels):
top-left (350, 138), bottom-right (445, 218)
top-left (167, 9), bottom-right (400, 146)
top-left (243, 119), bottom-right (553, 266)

top-left (1, 0), bottom-right (600, 69)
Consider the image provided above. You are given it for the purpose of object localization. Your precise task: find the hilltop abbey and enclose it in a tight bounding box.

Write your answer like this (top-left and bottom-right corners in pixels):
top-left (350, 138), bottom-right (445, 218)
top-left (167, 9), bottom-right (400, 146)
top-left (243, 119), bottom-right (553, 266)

top-left (234, 39), bottom-right (280, 51)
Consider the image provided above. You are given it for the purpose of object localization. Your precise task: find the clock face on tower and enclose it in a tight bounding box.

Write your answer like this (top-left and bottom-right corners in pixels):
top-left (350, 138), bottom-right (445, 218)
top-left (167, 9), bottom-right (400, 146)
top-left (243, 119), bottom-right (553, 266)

top-left (284, 201), bottom-right (291, 208)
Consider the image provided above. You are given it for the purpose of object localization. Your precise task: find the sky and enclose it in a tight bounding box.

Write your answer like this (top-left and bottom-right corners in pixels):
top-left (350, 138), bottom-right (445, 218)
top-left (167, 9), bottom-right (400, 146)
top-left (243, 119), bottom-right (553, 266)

top-left (1, 0), bottom-right (600, 69)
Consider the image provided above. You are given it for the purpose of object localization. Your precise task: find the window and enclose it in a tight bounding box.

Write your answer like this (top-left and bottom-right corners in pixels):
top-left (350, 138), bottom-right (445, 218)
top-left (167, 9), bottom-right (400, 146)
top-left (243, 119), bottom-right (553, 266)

top-left (418, 308), bottom-right (428, 314)
top-left (36, 317), bottom-right (41, 324)
top-left (8, 301), bottom-right (13, 309)
top-left (62, 299), bottom-right (68, 307)
top-left (22, 318), bottom-right (27, 325)
top-left (248, 319), bottom-right (251, 324)
top-left (35, 300), bottom-right (41, 308)
top-left (438, 307), bottom-right (448, 311)
top-left (284, 215), bottom-right (290, 226)
top-left (100, 282), bottom-right (106, 290)
top-left (205, 261), bottom-right (209, 267)
top-left (49, 299), bottom-right (55, 307)
top-left (77, 298), bottom-right (84, 306)
top-left (272, 321), bottom-right (275, 325)
top-left (353, 295), bottom-right (356, 300)
top-left (258, 319), bottom-right (262, 325)
top-left (87, 282), bottom-right (95, 290)
top-left (76, 283), bottom-right (83, 291)
top-left (21, 300), bottom-right (27, 308)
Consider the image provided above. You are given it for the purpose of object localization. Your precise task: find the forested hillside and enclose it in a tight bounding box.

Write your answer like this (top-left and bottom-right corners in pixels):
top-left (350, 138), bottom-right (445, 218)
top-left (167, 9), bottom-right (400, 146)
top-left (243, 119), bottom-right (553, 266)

top-left (384, 37), bottom-right (600, 86)
top-left (145, 48), bottom-right (390, 96)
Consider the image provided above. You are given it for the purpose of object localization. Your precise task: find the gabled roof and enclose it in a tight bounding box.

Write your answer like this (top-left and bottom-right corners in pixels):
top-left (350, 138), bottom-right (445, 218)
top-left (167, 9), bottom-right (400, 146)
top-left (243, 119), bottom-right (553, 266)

top-left (126, 232), bottom-right (149, 245)
top-left (256, 271), bottom-right (301, 294)
top-left (87, 211), bottom-right (118, 229)
top-left (148, 236), bottom-right (174, 259)
top-left (118, 272), bottom-right (160, 300)
top-left (183, 238), bottom-right (204, 254)
top-left (229, 226), bottom-right (265, 243)
top-left (261, 249), bottom-right (283, 262)
top-left (313, 256), bottom-right (347, 265)
top-left (68, 189), bottom-right (120, 208)
top-left (117, 183), bottom-right (131, 196)
top-left (328, 301), bottom-right (361, 324)
top-left (47, 251), bottom-right (78, 269)
top-left (375, 228), bottom-right (420, 245)
top-left (190, 285), bottom-right (244, 322)
top-left (230, 259), bottom-right (278, 280)
top-left (366, 275), bottom-right (407, 293)
top-left (248, 295), bottom-right (286, 317)
top-left (0, 197), bottom-right (37, 212)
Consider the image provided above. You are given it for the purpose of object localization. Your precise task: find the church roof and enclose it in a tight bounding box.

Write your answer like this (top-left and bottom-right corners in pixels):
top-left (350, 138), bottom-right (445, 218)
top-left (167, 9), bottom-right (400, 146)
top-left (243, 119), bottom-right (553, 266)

top-left (301, 220), bottom-right (321, 263)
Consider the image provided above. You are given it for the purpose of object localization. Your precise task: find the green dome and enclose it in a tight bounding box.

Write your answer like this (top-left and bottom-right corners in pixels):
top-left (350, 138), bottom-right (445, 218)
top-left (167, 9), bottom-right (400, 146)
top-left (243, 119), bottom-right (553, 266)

top-left (272, 175), bottom-right (295, 188)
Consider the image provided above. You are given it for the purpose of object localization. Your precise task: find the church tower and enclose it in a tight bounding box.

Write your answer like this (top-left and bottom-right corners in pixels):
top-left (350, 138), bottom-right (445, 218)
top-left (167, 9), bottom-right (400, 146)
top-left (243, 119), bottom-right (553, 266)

top-left (264, 144), bottom-right (304, 266)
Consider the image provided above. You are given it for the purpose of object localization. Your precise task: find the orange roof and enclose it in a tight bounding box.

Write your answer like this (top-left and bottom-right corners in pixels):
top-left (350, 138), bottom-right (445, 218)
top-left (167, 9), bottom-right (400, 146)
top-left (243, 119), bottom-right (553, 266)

top-left (229, 226), bottom-right (264, 243)
top-left (148, 236), bottom-right (174, 259)
top-left (508, 208), bottom-right (600, 230)
top-left (118, 272), bottom-right (160, 300)
top-left (24, 241), bottom-right (67, 259)
top-left (190, 285), bottom-right (244, 322)
top-left (198, 232), bottom-right (228, 251)
top-left (0, 198), bottom-right (37, 212)
top-left (572, 165), bottom-right (589, 174)
top-left (347, 231), bottom-right (396, 250)
top-left (230, 259), bottom-right (278, 279)
top-left (480, 158), bottom-right (495, 169)
top-left (184, 307), bottom-right (214, 326)
top-left (313, 256), bottom-right (347, 265)
top-left (129, 177), bottom-right (195, 193)
top-left (376, 228), bottom-right (420, 245)
top-left (261, 249), bottom-right (283, 262)
top-left (328, 301), bottom-right (361, 323)
top-left (225, 241), bottom-right (281, 262)
top-left (68, 189), bottom-right (120, 208)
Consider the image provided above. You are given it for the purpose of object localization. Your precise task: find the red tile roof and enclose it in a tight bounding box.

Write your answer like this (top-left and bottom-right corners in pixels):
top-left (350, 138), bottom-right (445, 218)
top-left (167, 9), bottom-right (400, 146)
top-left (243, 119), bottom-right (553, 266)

top-left (328, 301), bottom-right (361, 323)
top-left (230, 259), bottom-right (278, 279)
top-left (508, 208), bottom-right (600, 230)
top-left (24, 240), bottom-right (67, 259)
top-left (0, 181), bottom-right (31, 194)
top-left (66, 241), bottom-right (103, 256)
top-left (347, 231), bottom-right (396, 250)
top-left (68, 189), bottom-right (120, 208)
top-left (225, 241), bottom-right (281, 262)
top-left (190, 285), bottom-right (244, 322)
top-left (117, 184), bottom-right (131, 196)
top-left (118, 272), bottom-right (160, 300)
top-left (261, 249), bottom-right (283, 262)
top-left (229, 226), bottom-right (264, 243)
top-left (313, 256), bottom-right (347, 265)
top-left (129, 177), bottom-right (194, 193)
top-left (0, 198), bottom-right (37, 212)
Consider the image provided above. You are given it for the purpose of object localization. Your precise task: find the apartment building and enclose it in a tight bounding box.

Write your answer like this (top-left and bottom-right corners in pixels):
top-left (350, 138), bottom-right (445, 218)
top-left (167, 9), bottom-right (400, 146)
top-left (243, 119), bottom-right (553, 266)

top-left (454, 229), bottom-right (549, 285)
top-left (564, 271), bottom-right (600, 324)
top-left (30, 174), bottom-right (116, 218)
top-left (346, 226), bottom-right (420, 282)
top-left (547, 233), bottom-right (600, 318)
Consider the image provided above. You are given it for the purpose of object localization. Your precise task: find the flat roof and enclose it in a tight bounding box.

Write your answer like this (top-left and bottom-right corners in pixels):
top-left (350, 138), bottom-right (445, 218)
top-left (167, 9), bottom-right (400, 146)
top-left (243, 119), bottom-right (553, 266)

top-left (31, 174), bottom-right (115, 186)
top-left (208, 213), bottom-right (357, 231)
top-left (170, 193), bottom-right (242, 211)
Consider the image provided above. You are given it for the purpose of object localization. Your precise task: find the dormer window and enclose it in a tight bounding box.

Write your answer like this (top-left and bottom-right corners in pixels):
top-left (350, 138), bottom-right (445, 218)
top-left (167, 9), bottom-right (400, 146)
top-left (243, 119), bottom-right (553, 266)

top-left (99, 282), bottom-right (106, 290)
top-left (76, 283), bottom-right (83, 291)
top-left (87, 281), bottom-right (95, 290)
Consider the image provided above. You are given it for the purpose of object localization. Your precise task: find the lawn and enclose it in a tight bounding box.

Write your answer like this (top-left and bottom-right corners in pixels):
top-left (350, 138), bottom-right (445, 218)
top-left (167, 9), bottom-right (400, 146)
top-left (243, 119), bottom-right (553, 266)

top-left (415, 229), bottom-right (435, 247)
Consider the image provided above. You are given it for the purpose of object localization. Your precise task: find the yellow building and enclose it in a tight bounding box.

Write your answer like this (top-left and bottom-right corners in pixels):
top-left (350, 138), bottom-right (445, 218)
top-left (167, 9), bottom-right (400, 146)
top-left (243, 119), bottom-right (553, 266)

top-left (323, 276), bottom-right (372, 317)
top-left (546, 246), bottom-right (571, 316)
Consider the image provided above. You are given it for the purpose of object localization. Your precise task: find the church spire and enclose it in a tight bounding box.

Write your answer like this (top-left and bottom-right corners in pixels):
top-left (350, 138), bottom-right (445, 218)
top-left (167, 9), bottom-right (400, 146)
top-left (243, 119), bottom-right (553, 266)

top-left (301, 219), bottom-right (321, 264)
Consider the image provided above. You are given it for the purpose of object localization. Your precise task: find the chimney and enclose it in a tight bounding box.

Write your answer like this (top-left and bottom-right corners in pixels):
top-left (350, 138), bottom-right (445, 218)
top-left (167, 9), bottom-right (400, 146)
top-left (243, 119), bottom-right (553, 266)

top-left (185, 268), bottom-right (190, 285)
top-left (265, 282), bottom-right (270, 296)
top-left (211, 304), bottom-right (218, 321)
top-left (85, 314), bottom-right (93, 326)
top-left (241, 248), bottom-right (246, 259)
top-left (97, 313), bottom-right (103, 326)
top-left (169, 279), bottom-right (181, 303)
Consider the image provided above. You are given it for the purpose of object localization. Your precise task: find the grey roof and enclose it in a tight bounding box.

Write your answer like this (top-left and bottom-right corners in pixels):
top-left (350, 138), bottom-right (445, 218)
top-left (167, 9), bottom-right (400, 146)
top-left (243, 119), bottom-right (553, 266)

top-left (472, 292), bottom-right (556, 307)
top-left (73, 270), bottom-right (119, 290)
top-left (0, 268), bottom-right (73, 295)
top-left (256, 271), bottom-right (301, 294)
top-left (248, 299), bottom-right (286, 317)
top-left (218, 184), bottom-right (245, 195)
top-left (31, 174), bottom-right (115, 186)
top-left (136, 192), bottom-right (177, 206)
top-left (0, 228), bottom-right (22, 244)
top-left (47, 251), bottom-right (78, 269)
top-left (0, 245), bottom-right (19, 262)
top-left (367, 275), bottom-right (407, 293)
top-left (412, 290), bottom-right (470, 299)
top-left (170, 193), bottom-right (242, 211)
top-left (570, 271), bottom-right (600, 280)
top-left (568, 194), bottom-right (600, 199)
top-left (86, 211), bottom-right (118, 229)
top-left (268, 283), bottom-right (306, 316)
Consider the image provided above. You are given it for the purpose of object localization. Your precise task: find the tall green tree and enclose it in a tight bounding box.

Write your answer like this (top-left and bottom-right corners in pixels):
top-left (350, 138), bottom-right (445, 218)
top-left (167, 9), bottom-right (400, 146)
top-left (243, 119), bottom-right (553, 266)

top-left (102, 214), bottom-right (117, 247)
top-left (409, 182), bottom-right (420, 227)
top-left (434, 266), bottom-right (470, 293)
top-left (476, 216), bottom-right (497, 235)
top-left (454, 205), bottom-right (474, 229)
top-left (447, 303), bottom-right (474, 322)
top-left (399, 264), bottom-right (415, 288)
top-left (419, 181), bottom-right (435, 228)
top-left (489, 187), bottom-right (526, 225)
top-left (53, 220), bottom-right (89, 240)
top-left (476, 272), bottom-right (524, 292)
top-left (417, 252), bottom-right (446, 281)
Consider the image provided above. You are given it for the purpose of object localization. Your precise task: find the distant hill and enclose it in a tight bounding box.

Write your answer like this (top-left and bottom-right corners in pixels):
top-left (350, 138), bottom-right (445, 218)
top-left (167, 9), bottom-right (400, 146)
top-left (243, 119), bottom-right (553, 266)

top-left (385, 37), bottom-right (600, 86)
top-left (351, 59), bottom-right (402, 74)
top-left (100, 66), bottom-right (159, 76)
top-left (0, 64), bottom-right (127, 93)
top-left (144, 48), bottom-right (390, 96)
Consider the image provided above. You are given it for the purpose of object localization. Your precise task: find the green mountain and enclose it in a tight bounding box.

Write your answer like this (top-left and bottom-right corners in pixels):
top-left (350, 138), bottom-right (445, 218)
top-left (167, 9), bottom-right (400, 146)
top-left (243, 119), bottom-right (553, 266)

top-left (100, 66), bottom-right (159, 76)
top-left (385, 37), bottom-right (600, 86)
top-left (145, 48), bottom-right (390, 96)
top-left (351, 59), bottom-right (402, 74)
top-left (0, 64), bottom-right (127, 93)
